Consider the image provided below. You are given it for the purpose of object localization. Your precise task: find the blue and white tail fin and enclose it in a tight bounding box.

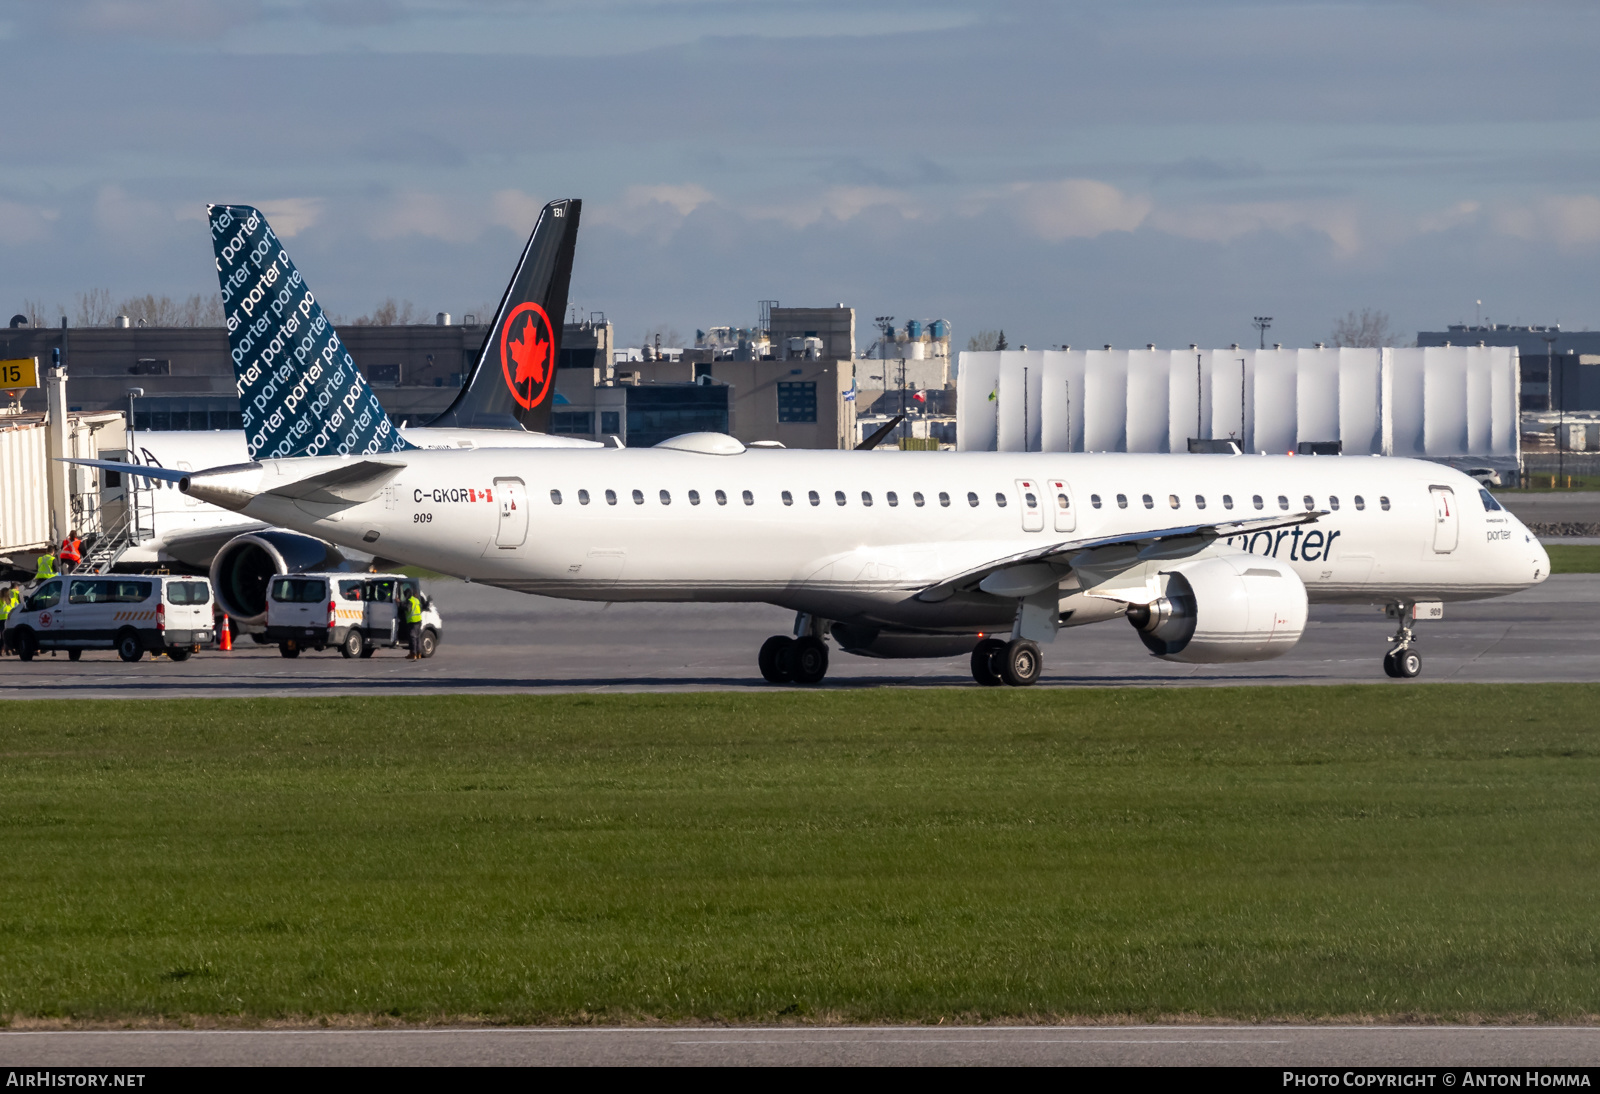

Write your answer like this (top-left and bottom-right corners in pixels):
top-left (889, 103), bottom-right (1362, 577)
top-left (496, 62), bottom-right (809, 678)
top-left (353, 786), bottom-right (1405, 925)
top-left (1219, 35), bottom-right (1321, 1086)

top-left (209, 204), bottom-right (413, 461)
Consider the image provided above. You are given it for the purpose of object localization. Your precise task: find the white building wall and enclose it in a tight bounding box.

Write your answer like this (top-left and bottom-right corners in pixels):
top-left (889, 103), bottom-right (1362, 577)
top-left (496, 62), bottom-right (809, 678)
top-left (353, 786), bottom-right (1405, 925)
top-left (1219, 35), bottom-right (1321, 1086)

top-left (958, 346), bottom-right (1519, 465)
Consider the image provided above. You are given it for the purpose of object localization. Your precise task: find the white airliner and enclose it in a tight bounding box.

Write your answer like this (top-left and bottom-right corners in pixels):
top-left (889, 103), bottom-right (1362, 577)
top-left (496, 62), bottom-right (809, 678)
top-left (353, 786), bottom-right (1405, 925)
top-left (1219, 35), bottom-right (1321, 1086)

top-left (70, 200), bottom-right (1550, 684)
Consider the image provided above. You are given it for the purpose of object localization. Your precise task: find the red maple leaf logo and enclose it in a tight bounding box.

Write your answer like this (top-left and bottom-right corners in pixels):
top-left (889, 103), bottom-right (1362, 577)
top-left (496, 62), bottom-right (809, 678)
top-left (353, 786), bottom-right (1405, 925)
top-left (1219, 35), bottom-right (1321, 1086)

top-left (499, 302), bottom-right (556, 411)
top-left (509, 314), bottom-right (548, 387)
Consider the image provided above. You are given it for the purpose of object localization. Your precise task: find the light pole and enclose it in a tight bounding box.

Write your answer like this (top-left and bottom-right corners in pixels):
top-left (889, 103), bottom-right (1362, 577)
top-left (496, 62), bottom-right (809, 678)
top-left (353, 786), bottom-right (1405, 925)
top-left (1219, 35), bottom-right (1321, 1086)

top-left (1545, 335), bottom-right (1561, 484)
top-left (1252, 316), bottom-right (1273, 351)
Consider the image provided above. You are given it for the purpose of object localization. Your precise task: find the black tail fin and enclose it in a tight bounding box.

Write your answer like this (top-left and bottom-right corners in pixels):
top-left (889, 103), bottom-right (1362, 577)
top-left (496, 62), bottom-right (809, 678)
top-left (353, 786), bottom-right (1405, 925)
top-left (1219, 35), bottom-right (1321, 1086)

top-left (429, 198), bottom-right (581, 432)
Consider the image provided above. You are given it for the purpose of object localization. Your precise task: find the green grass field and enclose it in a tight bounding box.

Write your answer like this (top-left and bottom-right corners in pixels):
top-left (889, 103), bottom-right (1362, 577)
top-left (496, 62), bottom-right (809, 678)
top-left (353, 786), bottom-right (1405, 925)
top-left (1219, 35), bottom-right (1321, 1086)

top-left (1548, 545), bottom-right (1600, 573)
top-left (4, 688), bottom-right (1600, 1025)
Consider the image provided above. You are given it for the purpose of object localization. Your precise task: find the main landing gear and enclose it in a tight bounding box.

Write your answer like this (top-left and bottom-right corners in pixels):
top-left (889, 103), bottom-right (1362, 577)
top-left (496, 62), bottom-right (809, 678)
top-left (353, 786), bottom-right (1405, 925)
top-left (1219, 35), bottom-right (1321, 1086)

top-left (1383, 608), bottom-right (1422, 679)
top-left (971, 637), bottom-right (1042, 687)
top-left (758, 624), bottom-right (830, 686)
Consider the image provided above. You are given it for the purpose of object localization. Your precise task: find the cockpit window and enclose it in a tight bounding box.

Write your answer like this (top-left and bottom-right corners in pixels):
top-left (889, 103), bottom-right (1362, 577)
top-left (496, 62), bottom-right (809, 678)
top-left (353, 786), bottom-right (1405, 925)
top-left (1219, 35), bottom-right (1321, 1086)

top-left (1479, 488), bottom-right (1504, 512)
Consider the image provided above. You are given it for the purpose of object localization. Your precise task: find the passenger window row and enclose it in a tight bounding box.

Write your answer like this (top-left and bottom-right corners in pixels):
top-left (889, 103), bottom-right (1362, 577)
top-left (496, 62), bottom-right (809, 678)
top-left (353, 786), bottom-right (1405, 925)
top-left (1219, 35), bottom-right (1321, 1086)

top-left (543, 488), bottom-right (1024, 510)
top-left (1088, 493), bottom-right (1390, 512)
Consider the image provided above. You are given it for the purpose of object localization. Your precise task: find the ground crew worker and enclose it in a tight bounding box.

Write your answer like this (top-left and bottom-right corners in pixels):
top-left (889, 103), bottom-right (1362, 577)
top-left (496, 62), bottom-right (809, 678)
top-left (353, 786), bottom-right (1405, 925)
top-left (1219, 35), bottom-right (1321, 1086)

top-left (33, 551), bottom-right (57, 583)
top-left (404, 586), bottom-right (424, 659)
top-left (0, 584), bottom-right (18, 657)
top-left (58, 530), bottom-right (82, 574)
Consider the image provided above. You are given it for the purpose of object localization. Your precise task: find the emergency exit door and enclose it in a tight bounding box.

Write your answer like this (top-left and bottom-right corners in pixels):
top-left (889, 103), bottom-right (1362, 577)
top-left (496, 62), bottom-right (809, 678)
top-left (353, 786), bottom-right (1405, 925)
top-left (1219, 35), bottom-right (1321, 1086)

top-left (1048, 478), bottom-right (1076, 532)
top-left (1430, 486), bottom-right (1458, 553)
top-left (1015, 479), bottom-right (1044, 532)
top-left (495, 478), bottom-right (528, 548)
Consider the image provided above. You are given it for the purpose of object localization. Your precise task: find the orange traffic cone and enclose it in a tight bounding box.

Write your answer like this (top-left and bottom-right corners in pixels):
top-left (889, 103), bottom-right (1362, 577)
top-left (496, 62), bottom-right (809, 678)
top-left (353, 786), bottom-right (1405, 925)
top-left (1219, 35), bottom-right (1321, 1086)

top-left (219, 615), bottom-right (232, 651)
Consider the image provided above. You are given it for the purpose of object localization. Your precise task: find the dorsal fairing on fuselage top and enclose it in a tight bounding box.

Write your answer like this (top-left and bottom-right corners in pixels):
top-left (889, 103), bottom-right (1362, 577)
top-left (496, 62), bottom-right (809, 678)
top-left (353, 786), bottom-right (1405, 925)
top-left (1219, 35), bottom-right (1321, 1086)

top-left (209, 204), bottom-right (413, 462)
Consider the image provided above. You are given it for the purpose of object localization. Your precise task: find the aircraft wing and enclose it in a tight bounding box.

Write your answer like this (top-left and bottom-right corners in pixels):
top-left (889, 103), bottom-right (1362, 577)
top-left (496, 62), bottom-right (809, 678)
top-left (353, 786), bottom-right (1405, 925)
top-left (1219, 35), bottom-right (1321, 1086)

top-left (915, 510), bottom-right (1327, 603)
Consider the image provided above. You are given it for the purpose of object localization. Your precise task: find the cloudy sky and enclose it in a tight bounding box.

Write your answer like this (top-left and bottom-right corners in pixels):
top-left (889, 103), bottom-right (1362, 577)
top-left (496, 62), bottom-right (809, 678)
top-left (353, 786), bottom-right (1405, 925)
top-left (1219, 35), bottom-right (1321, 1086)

top-left (2, 0), bottom-right (1598, 350)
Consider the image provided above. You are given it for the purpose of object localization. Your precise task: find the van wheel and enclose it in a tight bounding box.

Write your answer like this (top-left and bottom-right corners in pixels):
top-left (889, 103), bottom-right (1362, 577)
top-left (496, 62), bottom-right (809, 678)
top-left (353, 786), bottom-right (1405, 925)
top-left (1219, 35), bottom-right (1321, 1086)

top-left (68, 648), bottom-right (82, 662)
top-left (340, 629), bottom-right (364, 659)
top-left (14, 631), bottom-right (36, 663)
top-left (117, 630), bottom-right (144, 663)
top-left (419, 629), bottom-right (438, 659)
top-left (279, 641), bottom-right (300, 659)
top-left (166, 647), bottom-right (191, 662)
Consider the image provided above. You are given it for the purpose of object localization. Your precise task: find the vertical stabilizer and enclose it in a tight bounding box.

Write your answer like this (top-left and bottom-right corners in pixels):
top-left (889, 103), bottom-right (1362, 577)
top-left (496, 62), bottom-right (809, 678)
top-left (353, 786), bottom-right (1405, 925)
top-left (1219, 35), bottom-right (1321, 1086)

top-left (429, 198), bottom-right (581, 432)
top-left (209, 204), bottom-right (412, 461)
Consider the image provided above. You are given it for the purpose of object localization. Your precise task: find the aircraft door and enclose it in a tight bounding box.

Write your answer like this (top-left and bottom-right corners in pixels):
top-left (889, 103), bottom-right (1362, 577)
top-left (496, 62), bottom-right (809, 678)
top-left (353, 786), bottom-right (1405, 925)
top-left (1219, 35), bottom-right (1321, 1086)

top-left (1016, 479), bottom-right (1044, 532)
top-left (1048, 478), bottom-right (1076, 532)
top-left (1430, 486), bottom-right (1458, 553)
top-left (495, 478), bottom-right (528, 548)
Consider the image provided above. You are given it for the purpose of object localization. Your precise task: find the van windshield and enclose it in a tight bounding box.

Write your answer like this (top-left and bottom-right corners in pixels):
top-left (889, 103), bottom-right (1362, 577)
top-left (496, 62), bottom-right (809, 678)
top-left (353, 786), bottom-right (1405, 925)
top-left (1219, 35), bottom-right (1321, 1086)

top-left (167, 581), bottom-right (211, 605)
top-left (270, 578), bottom-right (327, 603)
top-left (27, 581), bottom-right (61, 611)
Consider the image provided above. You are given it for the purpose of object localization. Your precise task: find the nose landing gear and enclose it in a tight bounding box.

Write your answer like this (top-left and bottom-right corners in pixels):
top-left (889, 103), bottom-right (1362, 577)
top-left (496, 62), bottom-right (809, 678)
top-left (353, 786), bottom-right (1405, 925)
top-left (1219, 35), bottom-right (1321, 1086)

top-left (1383, 604), bottom-right (1423, 678)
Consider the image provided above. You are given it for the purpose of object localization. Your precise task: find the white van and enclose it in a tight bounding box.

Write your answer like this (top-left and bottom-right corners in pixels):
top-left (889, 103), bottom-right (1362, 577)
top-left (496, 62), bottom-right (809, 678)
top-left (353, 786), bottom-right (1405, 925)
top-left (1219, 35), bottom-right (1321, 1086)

top-left (264, 572), bottom-right (443, 659)
top-left (6, 575), bottom-right (216, 663)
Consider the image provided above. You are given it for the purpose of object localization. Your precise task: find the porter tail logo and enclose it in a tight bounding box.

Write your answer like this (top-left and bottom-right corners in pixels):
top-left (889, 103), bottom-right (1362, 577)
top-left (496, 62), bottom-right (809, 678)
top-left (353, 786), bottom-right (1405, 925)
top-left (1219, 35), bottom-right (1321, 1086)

top-left (500, 302), bottom-right (555, 411)
top-left (208, 203), bottom-right (413, 462)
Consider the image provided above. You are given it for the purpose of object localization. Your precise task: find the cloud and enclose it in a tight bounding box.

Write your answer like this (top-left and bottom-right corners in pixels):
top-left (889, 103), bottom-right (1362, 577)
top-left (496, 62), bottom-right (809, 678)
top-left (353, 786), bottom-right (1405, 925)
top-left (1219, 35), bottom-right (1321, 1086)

top-left (1148, 199), bottom-right (1364, 254)
top-left (47, 0), bottom-right (259, 40)
top-left (0, 198), bottom-right (60, 245)
top-left (1493, 195), bottom-right (1600, 249)
top-left (592, 184), bottom-right (717, 240)
top-left (257, 198), bottom-right (324, 238)
top-left (1009, 179), bottom-right (1150, 242)
top-left (91, 185), bottom-right (168, 242)
top-left (747, 186), bottom-right (918, 230)
top-left (368, 190), bottom-right (482, 243)
top-left (1417, 200), bottom-right (1481, 235)
top-left (488, 189), bottom-right (546, 236)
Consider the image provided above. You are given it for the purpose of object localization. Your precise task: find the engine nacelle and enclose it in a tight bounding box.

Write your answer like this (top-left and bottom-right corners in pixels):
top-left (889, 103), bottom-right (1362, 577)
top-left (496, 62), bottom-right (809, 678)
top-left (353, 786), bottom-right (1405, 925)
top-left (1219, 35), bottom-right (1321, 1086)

top-left (209, 531), bottom-right (346, 626)
top-left (1125, 554), bottom-right (1307, 663)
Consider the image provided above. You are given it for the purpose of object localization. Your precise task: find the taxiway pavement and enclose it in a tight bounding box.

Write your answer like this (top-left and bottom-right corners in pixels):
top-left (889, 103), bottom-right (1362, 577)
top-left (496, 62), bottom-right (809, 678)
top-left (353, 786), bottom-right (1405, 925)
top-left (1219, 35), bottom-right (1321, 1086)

top-left (1, 1025), bottom-right (1598, 1066)
top-left (1, 574), bottom-right (1595, 698)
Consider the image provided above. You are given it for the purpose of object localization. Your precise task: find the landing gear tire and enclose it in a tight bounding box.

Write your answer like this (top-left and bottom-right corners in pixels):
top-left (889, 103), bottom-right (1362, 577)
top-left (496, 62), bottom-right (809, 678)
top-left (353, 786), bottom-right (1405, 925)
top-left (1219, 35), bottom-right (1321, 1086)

top-left (340, 629), bottom-right (364, 659)
top-left (279, 640), bottom-right (300, 659)
top-left (1385, 648), bottom-right (1422, 678)
top-left (788, 635), bottom-right (829, 685)
top-left (759, 635), bottom-right (794, 683)
top-left (117, 630), bottom-right (143, 663)
top-left (971, 638), bottom-right (1006, 687)
top-left (67, 648), bottom-right (82, 662)
top-left (1000, 639), bottom-right (1042, 687)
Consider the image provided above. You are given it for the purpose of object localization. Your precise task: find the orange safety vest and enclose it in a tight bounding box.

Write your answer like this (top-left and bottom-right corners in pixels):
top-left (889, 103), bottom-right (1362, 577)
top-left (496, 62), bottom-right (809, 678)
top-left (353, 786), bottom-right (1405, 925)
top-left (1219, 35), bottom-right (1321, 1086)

top-left (59, 537), bottom-right (82, 564)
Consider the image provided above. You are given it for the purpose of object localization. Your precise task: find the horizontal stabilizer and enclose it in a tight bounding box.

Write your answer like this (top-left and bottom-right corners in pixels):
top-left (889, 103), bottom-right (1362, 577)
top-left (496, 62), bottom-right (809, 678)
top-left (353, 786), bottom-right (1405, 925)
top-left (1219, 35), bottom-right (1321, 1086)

top-left (264, 460), bottom-right (407, 505)
top-left (57, 457), bottom-right (190, 484)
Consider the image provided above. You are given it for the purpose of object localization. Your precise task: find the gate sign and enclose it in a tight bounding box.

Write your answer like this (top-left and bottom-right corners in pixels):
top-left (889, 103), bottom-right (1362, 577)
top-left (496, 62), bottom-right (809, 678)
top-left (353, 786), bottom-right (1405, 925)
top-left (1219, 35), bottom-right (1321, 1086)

top-left (0, 358), bottom-right (39, 389)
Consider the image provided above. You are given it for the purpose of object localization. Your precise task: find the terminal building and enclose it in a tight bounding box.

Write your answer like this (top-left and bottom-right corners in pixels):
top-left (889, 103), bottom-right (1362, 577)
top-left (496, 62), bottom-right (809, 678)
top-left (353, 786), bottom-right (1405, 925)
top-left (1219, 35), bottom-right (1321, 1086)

top-left (1418, 324), bottom-right (1600, 412)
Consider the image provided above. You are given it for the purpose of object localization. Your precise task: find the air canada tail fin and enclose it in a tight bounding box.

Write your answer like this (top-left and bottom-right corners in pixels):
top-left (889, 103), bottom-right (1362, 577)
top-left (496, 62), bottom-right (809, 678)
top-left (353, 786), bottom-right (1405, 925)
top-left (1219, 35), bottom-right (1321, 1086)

top-left (429, 198), bottom-right (581, 432)
top-left (209, 204), bottom-right (413, 461)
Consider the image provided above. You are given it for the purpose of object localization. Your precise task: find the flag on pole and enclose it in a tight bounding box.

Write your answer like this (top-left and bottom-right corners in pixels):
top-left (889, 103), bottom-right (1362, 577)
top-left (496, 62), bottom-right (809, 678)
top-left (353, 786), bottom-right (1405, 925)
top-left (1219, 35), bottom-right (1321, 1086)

top-left (843, 379), bottom-right (857, 402)
top-left (912, 389), bottom-right (926, 403)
